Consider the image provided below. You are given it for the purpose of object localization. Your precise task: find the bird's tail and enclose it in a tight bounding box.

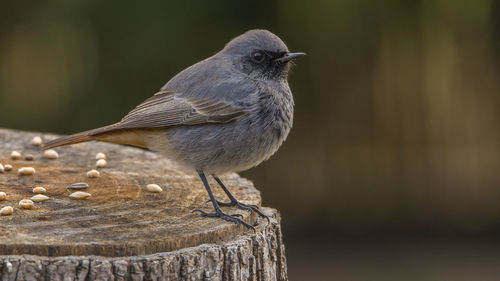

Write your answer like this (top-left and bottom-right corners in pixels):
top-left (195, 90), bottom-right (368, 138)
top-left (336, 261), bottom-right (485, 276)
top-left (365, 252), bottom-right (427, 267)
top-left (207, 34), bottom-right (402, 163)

top-left (42, 124), bottom-right (119, 150)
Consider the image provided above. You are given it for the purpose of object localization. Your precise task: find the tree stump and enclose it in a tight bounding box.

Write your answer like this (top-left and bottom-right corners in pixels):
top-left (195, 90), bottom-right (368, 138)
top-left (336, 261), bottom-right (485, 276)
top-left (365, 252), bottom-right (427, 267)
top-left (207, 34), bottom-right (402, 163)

top-left (0, 128), bottom-right (288, 281)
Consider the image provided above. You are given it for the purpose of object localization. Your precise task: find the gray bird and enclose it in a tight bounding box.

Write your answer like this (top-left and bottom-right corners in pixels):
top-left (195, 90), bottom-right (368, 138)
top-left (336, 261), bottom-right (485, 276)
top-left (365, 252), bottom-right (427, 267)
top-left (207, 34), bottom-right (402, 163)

top-left (44, 29), bottom-right (305, 229)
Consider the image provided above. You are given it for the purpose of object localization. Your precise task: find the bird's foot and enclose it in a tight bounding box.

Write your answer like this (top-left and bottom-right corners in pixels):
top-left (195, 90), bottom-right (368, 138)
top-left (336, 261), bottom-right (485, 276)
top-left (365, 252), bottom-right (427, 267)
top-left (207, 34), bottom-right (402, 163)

top-left (215, 200), bottom-right (270, 222)
top-left (192, 209), bottom-right (255, 231)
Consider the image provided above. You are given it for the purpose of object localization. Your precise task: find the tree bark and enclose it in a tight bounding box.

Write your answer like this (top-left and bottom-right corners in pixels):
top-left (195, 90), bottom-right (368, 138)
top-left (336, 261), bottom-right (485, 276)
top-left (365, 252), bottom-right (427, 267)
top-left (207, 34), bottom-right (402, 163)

top-left (0, 128), bottom-right (288, 281)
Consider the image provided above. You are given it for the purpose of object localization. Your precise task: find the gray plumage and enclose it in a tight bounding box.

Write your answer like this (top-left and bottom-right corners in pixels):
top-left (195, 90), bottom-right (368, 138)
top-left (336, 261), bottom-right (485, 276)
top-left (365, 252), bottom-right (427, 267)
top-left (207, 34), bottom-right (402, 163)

top-left (44, 29), bottom-right (305, 229)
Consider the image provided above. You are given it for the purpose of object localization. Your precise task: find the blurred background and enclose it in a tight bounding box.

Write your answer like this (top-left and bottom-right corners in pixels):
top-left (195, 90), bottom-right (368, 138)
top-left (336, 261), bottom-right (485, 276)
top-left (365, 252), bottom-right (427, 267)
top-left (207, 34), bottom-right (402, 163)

top-left (2, 0), bottom-right (500, 280)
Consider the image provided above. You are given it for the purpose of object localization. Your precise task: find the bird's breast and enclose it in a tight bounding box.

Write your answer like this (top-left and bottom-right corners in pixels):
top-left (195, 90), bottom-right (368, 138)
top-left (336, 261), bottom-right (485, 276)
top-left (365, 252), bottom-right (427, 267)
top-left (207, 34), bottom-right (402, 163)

top-left (250, 87), bottom-right (294, 159)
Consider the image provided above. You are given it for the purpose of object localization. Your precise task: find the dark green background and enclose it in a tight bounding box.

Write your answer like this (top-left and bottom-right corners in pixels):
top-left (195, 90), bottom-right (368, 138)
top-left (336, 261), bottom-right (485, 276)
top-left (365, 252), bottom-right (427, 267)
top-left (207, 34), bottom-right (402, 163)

top-left (2, 1), bottom-right (500, 280)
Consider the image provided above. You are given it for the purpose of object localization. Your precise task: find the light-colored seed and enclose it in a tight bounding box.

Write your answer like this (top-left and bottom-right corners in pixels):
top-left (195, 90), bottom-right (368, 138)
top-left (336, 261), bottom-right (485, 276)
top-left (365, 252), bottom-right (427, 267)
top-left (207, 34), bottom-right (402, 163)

top-left (33, 186), bottom-right (46, 194)
top-left (18, 167), bottom-right (35, 176)
top-left (43, 149), bottom-right (59, 159)
top-left (24, 154), bottom-right (34, 161)
top-left (0, 164), bottom-right (3, 173)
top-left (5, 261), bottom-right (12, 272)
top-left (145, 184), bottom-right (163, 193)
top-left (86, 169), bottom-right (100, 178)
top-left (96, 159), bottom-right (107, 168)
top-left (0, 192), bottom-right (6, 200)
top-left (31, 194), bottom-right (50, 202)
top-left (31, 136), bottom-right (43, 146)
top-left (18, 199), bottom-right (34, 209)
top-left (95, 152), bottom-right (106, 160)
top-left (67, 182), bottom-right (88, 190)
top-left (0, 206), bottom-right (13, 216)
top-left (69, 191), bottom-right (91, 200)
top-left (4, 164), bottom-right (12, 171)
top-left (10, 151), bottom-right (21, 160)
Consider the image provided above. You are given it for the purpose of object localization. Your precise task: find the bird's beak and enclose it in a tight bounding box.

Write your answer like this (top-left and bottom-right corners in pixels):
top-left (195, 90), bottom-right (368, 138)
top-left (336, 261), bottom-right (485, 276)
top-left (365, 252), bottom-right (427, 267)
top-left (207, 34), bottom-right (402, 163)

top-left (274, 52), bottom-right (307, 62)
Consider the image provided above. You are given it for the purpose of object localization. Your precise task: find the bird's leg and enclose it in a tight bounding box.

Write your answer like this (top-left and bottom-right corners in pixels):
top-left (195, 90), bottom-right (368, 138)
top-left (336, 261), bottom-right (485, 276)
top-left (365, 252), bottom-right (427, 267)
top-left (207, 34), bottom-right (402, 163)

top-left (212, 175), bottom-right (269, 222)
top-left (192, 170), bottom-right (254, 230)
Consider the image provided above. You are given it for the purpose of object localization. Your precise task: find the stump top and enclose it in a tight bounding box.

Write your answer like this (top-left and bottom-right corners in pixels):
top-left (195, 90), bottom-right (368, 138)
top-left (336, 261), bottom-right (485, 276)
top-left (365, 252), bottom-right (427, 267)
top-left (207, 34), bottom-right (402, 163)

top-left (0, 128), bottom-right (262, 257)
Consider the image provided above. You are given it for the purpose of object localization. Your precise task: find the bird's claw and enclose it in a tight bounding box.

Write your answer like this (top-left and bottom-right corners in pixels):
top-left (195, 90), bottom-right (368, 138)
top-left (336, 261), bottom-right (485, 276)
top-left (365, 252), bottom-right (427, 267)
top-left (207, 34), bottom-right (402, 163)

top-left (215, 200), bottom-right (270, 223)
top-left (192, 209), bottom-right (255, 231)
top-left (217, 201), bottom-right (258, 209)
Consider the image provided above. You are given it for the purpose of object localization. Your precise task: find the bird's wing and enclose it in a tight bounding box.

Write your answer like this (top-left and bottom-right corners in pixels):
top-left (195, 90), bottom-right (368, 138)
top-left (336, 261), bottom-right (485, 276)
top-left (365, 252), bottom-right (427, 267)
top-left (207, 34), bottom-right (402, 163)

top-left (100, 90), bottom-right (246, 132)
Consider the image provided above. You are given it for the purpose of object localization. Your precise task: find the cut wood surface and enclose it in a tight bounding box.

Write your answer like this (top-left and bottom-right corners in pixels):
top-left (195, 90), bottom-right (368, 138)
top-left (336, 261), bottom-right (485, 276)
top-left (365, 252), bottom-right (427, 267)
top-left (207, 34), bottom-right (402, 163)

top-left (0, 128), bottom-right (288, 280)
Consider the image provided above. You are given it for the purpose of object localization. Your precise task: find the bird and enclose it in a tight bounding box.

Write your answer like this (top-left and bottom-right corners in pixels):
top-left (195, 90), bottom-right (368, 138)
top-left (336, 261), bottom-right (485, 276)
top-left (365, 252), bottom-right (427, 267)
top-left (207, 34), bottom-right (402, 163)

top-left (43, 29), bottom-right (305, 230)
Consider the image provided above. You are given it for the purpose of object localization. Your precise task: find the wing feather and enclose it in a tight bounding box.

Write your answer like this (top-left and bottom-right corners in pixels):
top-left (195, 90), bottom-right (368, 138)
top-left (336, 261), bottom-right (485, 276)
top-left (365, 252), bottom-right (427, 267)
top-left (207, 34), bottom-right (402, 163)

top-left (108, 90), bottom-right (246, 131)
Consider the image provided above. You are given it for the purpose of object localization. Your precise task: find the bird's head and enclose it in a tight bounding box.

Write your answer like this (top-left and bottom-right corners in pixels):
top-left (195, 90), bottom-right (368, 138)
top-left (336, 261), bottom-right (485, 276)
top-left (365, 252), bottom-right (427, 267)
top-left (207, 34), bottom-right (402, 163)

top-left (219, 29), bottom-right (305, 80)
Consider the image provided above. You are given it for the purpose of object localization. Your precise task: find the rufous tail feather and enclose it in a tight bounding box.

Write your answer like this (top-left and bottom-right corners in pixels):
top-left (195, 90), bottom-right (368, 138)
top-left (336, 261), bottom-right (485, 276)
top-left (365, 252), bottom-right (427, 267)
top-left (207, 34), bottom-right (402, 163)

top-left (42, 124), bottom-right (118, 150)
top-left (43, 123), bottom-right (152, 150)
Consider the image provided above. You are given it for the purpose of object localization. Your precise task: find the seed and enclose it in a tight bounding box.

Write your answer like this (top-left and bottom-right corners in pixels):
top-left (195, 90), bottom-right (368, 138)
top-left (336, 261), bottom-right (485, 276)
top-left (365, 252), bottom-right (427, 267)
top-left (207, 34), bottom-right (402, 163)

top-left (96, 159), bottom-right (107, 168)
top-left (95, 152), bottom-right (106, 160)
top-left (18, 167), bottom-right (35, 176)
top-left (67, 182), bottom-right (89, 190)
top-left (145, 184), bottom-right (163, 193)
top-left (86, 169), bottom-right (100, 178)
top-left (69, 191), bottom-right (91, 200)
top-left (0, 206), bottom-right (13, 216)
top-left (18, 199), bottom-right (34, 209)
top-left (10, 151), bottom-right (21, 160)
top-left (24, 154), bottom-right (34, 161)
top-left (43, 149), bottom-right (59, 159)
top-left (0, 192), bottom-right (6, 200)
top-left (0, 164), bottom-right (3, 173)
top-left (31, 136), bottom-right (43, 146)
top-left (31, 194), bottom-right (50, 202)
top-left (4, 164), bottom-right (12, 171)
top-left (33, 186), bottom-right (46, 194)
top-left (5, 261), bottom-right (12, 272)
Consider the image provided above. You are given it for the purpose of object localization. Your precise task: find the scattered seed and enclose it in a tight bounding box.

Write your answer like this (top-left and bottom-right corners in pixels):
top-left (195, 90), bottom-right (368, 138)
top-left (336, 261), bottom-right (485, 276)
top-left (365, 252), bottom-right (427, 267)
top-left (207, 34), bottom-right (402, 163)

top-left (24, 154), bottom-right (34, 161)
top-left (0, 164), bottom-right (3, 173)
top-left (43, 149), bottom-right (59, 159)
top-left (86, 169), bottom-right (100, 178)
top-left (67, 182), bottom-right (88, 190)
top-left (0, 192), bottom-right (6, 201)
top-left (18, 167), bottom-right (35, 176)
top-left (0, 206), bottom-right (13, 216)
top-left (5, 261), bottom-right (12, 272)
top-left (10, 151), bottom-right (21, 160)
top-left (96, 159), bottom-right (107, 168)
top-left (31, 136), bottom-right (43, 146)
top-left (31, 194), bottom-right (50, 202)
top-left (95, 152), bottom-right (106, 160)
top-left (69, 191), bottom-right (91, 200)
top-left (4, 164), bottom-right (12, 172)
top-left (33, 186), bottom-right (46, 194)
top-left (145, 184), bottom-right (163, 193)
top-left (18, 199), bottom-right (34, 209)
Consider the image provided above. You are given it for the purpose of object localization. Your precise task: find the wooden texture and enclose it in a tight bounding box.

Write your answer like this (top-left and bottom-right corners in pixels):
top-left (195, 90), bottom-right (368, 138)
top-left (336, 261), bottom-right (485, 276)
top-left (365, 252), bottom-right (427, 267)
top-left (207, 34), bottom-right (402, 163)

top-left (0, 128), bottom-right (288, 280)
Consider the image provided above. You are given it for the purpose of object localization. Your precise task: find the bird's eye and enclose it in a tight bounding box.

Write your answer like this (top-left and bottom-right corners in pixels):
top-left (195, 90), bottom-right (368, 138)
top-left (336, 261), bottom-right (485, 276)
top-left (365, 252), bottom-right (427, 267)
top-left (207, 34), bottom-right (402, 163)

top-left (251, 51), bottom-right (265, 63)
